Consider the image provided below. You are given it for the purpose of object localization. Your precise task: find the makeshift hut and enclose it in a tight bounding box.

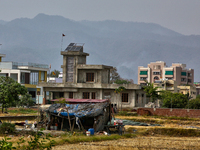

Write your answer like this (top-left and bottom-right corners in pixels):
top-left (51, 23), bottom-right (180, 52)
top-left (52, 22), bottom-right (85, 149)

top-left (40, 99), bottom-right (112, 132)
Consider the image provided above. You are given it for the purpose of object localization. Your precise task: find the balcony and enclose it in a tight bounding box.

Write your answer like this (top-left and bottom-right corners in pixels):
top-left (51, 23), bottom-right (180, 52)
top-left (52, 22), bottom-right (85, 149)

top-left (0, 62), bottom-right (49, 70)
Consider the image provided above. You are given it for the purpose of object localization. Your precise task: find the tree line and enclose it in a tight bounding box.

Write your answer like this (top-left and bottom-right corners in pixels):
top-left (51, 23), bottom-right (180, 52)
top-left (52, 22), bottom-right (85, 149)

top-left (143, 81), bottom-right (200, 109)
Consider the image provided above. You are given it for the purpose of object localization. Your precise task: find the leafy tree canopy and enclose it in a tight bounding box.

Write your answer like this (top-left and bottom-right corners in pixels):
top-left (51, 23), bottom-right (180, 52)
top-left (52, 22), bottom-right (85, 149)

top-left (114, 86), bottom-right (126, 94)
top-left (161, 91), bottom-right (188, 108)
top-left (143, 81), bottom-right (160, 102)
top-left (114, 78), bottom-right (133, 84)
top-left (110, 67), bottom-right (134, 84)
top-left (0, 76), bottom-right (27, 112)
top-left (17, 93), bottom-right (35, 108)
top-left (188, 96), bottom-right (200, 109)
top-left (110, 67), bottom-right (120, 83)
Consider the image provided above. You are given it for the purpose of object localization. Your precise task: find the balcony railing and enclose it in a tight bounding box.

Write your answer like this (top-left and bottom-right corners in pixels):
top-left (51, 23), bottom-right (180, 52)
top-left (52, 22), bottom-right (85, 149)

top-left (14, 62), bottom-right (49, 69)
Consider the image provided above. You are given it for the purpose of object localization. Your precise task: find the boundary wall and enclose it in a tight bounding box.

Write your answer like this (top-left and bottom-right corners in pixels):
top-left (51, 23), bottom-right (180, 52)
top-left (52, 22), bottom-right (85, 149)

top-left (137, 108), bottom-right (200, 118)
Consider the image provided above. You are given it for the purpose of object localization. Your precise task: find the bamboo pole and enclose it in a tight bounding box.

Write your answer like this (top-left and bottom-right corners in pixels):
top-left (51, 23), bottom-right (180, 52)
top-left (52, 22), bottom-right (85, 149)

top-left (61, 118), bottom-right (64, 131)
top-left (79, 118), bottom-right (85, 131)
top-left (66, 108), bottom-right (72, 131)
top-left (71, 118), bottom-right (76, 132)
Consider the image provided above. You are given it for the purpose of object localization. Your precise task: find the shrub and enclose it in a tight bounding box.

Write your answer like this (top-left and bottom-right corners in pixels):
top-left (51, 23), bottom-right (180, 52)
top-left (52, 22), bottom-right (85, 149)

top-left (0, 122), bottom-right (15, 134)
top-left (0, 137), bottom-right (15, 150)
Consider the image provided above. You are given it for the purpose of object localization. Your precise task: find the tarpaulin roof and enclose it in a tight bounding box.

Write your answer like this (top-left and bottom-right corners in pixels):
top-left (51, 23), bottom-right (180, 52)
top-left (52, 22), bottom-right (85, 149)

top-left (48, 101), bottom-right (109, 118)
top-left (51, 98), bottom-right (109, 103)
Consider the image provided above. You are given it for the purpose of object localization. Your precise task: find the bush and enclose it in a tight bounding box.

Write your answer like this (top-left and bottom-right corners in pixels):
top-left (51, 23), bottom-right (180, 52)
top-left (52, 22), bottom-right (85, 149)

top-left (0, 137), bottom-right (15, 150)
top-left (0, 122), bottom-right (15, 134)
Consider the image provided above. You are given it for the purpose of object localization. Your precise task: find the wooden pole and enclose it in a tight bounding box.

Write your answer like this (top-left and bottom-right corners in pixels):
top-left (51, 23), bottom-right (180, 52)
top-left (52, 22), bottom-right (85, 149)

top-left (71, 118), bottom-right (76, 132)
top-left (66, 108), bottom-right (72, 132)
top-left (61, 118), bottom-right (64, 131)
top-left (78, 118), bottom-right (85, 131)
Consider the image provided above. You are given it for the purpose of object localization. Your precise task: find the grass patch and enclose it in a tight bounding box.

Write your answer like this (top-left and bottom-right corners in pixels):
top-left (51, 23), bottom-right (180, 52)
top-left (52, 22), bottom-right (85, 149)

top-left (7, 108), bottom-right (37, 114)
top-left (141, 127), bottom-right (200, 137)
top-left (141, 114), bottom-right (200, 121)
top-left (53, 133), bottom-right (136, 146)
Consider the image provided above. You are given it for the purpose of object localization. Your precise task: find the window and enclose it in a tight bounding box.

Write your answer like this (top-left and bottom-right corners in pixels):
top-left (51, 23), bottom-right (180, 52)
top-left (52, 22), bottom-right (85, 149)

top-left (142, 94), bottom-right (144, 104)
top-left (10, 73), bottom-right (18, 82)
top-left (140, 83), bottom-right (147, 86)
top-left (83, 92), bottom-right (90, 99)
top-left (153, 65), bottom-right (160, 69)
top-left (0, 73), bottom-right (8, 77)
top-left (122, 93), bottom-right (128, 102)
top-left (41, 71), bottom-right (45, 81)
top-left (153, 72), bottom-right (160, 75)
top-left (154, 76), bottom-right (159, 80)
top-left (69, 92), bottom-right (73, 98)
top-left (30, 72), bottom-right (38, 85)
top-left (188, 79), bottom-right (192, 83)
top-left (86, 73), bottom-right (94, 82)
top-left (181, 78), bottom-right (186, 82)
top-left (188, 73), bottom-right (192, 77)
top-left (92, 92), bottom-right (96, 99)
top-left (136, 94), bottom-right (138, 103)
top-left (140, 71), bottom-right (148, 75)
top-left (21, 73), bottom-right (25, 84)
top-left (140, 77), bottom-right (147, 81)
top-left (29, 91), bottom-right (36, 98)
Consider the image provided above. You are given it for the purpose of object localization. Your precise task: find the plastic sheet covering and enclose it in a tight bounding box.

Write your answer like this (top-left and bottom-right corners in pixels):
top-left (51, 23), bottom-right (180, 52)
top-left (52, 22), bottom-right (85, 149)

top-left (108, 118), bottom-right (161, 126)
top-left (47, 102), bottom-right (109, 118)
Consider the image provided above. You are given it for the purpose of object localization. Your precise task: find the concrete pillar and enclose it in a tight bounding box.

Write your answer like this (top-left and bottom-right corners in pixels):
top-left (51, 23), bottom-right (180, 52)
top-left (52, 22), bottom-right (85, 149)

top-left (64, 92), bottom-right (68, 98)
top-left (62, 56), bottom-right (67, 83)
top-left (18, 71), bottom-right (21, 83)
top-left (99, 89), bottom-right (103, 99)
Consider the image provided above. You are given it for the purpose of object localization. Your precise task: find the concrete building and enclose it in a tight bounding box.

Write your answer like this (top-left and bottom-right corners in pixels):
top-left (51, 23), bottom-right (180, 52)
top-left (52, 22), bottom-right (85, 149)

top-left (39, 43), bottom-right (146, 108)
top-left (154, 80), bottom-right (179, 93)
top-left (194, 82), bottom-right (200, 96)
top-left (138, 61), bottom-right (196, 99)
top-left (0, 53), bottom-right (49, 103)
top-left (138, 61), bottom-right (194, 86)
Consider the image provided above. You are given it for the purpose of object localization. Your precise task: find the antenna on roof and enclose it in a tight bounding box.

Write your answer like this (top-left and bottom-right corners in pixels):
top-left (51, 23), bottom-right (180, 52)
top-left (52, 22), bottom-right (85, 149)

top-left (61, 34), bottom-right (65, 51)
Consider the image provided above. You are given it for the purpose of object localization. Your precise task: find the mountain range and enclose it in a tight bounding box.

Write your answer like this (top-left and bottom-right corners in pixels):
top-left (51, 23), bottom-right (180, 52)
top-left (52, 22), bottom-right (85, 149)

top-left (0, 13), bottom-right (200, 83)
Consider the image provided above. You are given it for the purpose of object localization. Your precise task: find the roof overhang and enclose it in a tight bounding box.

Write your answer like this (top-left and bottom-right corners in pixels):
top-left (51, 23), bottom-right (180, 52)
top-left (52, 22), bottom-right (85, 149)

top-left (51, 98), bottom-right (109, 103)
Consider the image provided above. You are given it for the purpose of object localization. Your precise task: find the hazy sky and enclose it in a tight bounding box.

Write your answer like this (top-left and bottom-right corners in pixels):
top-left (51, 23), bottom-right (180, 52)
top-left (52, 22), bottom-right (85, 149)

top-left (0, 0), bottom-right (200, 35)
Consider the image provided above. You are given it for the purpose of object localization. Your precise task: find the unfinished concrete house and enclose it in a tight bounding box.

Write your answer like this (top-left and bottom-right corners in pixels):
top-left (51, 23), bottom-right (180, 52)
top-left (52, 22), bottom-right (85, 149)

top-left (39, 43), bottom-right (146, 108)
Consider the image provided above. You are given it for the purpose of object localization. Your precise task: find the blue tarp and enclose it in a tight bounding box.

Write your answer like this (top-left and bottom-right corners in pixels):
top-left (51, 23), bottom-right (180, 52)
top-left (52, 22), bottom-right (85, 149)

top-left (48, 102), bottom-right (109, 118)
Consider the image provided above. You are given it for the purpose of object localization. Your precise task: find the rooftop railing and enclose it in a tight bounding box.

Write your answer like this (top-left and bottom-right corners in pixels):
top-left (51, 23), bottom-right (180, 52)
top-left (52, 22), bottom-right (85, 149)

top-left (13, 62), bottom-right (49, 69)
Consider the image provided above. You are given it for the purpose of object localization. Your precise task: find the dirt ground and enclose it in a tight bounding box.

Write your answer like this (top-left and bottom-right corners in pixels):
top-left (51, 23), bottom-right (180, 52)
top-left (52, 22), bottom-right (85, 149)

top-left (52, 136), bottom-right (200, 150)
top-left (2, 114), bottom-right (200, 149)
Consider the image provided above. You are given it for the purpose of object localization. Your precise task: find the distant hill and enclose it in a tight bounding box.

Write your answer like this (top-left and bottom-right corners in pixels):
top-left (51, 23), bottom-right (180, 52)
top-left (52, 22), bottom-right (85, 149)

top-left (0, 20), bottom-right (7, 25)
top-left (0, 13), bottom-right (200, 83)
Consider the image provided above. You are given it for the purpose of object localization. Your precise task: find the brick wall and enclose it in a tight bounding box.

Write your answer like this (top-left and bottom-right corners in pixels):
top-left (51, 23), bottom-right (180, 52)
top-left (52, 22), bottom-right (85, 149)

top-left (137, 108), bottom-right (200, 118)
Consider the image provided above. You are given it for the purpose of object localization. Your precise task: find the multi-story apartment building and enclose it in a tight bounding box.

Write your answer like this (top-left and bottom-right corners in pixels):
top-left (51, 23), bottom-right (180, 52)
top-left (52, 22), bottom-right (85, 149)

top-left (0, 53), bottom-right (49, 103)
top-left (39, 43), bottom-right (146, 108)
top-left (138, 61), bottom-right (194, 86)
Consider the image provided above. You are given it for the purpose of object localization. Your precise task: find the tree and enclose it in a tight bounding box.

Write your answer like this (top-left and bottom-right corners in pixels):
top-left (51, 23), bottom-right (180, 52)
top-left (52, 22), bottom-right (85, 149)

top-left (17, 93), bottom-right (35, 108)
top-left (187, 95), bottom-right (200, 109)
top-left (114, 78), bottom-right (134, 84)
top-left (0, 76), bottom-right (27, 113)
top-left (110, 67), bottom-right (120, 83)
top-left (143, 81), bottom-right (160, 102)
top-left (114, 86), bottom-right (126, 111)
top-left (161, 91), bottom-right (188, 108)
top-left (49, 70), bottom-right (60, 78)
